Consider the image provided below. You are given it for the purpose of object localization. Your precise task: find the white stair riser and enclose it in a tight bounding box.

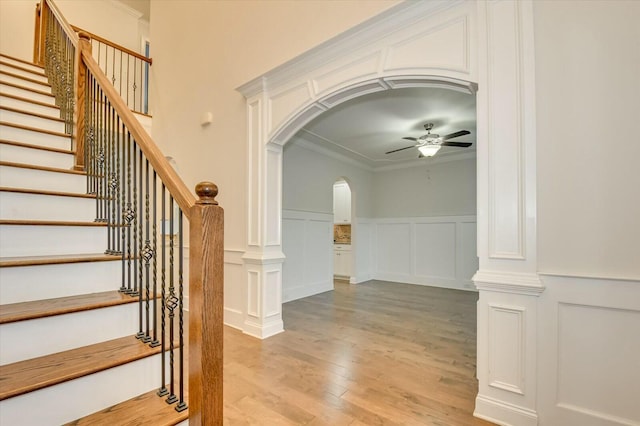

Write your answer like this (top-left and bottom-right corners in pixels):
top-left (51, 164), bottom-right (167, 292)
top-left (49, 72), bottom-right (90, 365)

top-left (0, 303), bottom-right (140, 365)
top-left (0, 192), bottom-right (96, 221)
top-left (0, 224), bottom-right (107, 257)
top-left (0, 95), bottom-right (60, 118)
top-left (0, 64), bottom-right (48, 83)
top-left (0, 260), bottom-right (121, 304)
top-left (0, 353), bottom-right (167, 425)
top-left (0, 82), bottom-right (55, 105)
top-left (0, 165), bottom-right (86, 193)
top-left (0, 143), bottom-right (74, 169)
top-left (0, 123), bottom-right (69, 149)
top-left (0, 109), bottom-right (65, 133)
top-left (0, 57), bottom-right (44, 74)
top-left (0, 73), bottom-right (51, 93)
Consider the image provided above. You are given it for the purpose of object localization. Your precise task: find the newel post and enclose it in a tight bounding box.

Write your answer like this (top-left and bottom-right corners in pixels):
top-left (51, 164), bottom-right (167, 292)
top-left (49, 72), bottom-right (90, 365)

top-left (73, 31), bottom-right (91, 171)
top-left (189, 182), bottom-right (224, 425)
top-left (34, 1), bottom-right (48, 66)
top-left (33, 3), bottom-right (41, 64)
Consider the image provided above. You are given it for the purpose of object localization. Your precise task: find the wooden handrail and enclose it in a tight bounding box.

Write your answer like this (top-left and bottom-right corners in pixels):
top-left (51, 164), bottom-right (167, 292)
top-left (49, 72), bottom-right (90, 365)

top-left (71, 24), bottom-right (152, 65)
top-left (79, 48), bottom-right (194, 214)
top-left (42, 0), bottom-right (78, 47)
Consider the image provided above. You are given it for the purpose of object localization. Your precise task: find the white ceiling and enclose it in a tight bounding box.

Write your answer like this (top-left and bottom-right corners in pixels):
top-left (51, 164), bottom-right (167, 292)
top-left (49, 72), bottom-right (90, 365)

top-left (291, 87), bottom-right (477, 170)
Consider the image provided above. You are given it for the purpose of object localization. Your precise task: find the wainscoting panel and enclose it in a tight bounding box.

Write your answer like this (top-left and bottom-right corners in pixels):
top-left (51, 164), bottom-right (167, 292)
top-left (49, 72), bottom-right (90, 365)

top-left (282, 210), bottom-right (333, 302)
top-left (375, 222), bottom-right (412, 278)
top-left (373, 216), bottom-right (477, 291)
top-left (538, 275), bottom-right (640, 426)
top-left (414, 222), bottom-right (456, 280)
top-left (223, 249), bottom-right (245, 330)
top-left (352, 219), bottom-right (372, 284)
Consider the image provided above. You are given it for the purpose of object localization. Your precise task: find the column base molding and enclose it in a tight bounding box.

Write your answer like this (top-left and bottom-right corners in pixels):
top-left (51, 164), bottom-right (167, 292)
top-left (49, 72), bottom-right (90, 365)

top-left (473, 270), bottom-right (544, 296)
top-left (475, 395), bottom-right (539, 426)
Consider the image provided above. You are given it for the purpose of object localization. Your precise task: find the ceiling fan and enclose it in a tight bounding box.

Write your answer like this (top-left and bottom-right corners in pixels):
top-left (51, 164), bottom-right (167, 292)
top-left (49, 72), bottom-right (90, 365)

top-left (385, 123), bottom-right (472, 157)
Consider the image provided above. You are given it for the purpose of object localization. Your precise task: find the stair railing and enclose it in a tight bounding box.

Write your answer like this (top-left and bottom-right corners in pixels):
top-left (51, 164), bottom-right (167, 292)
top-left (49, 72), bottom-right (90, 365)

top-left (34, 1), bottom-right (223, 424)
top-left (71, 24), bottom-right (151, 115)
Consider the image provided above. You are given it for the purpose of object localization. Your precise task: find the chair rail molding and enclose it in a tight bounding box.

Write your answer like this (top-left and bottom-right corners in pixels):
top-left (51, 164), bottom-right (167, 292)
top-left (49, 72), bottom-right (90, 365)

top-left (238, 1), bottom-right (542, 424)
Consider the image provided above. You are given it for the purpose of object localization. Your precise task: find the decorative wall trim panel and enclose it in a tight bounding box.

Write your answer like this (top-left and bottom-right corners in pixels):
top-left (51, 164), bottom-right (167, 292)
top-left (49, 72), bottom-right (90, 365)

top-left (282, 210), bottom-right (333, 303)
top-left (538, 275), bottom-right (640, 426)
top-left (488, 304), bottom-right (525, 395)
top-left (373, 216), bottom-right (478, 291)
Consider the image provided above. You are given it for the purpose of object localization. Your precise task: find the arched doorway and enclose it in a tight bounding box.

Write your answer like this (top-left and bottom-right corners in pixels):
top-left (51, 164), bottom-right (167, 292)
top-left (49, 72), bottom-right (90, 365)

top-left (238, 2), bottom-right (540, 424)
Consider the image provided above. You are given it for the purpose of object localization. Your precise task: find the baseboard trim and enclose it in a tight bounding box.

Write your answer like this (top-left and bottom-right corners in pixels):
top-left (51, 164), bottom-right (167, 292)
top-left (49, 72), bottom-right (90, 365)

top-left (243, 318), bottom-right (284, 340)
top-left (474, 395), bottom-right (538, 426)
top-left (223, 307), bottom-right (244, 331)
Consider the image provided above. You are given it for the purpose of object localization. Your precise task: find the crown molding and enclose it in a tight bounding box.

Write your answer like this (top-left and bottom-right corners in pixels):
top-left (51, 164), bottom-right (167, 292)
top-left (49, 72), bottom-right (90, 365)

top-left (110, 0), bottom-right (144, 20)
top-left (291, 135), bottom-right (374, 172)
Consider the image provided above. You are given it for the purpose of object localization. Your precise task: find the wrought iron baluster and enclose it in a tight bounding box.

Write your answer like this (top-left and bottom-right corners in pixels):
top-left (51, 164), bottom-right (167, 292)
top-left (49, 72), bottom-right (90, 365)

top-left (176, 209), bottom-right (187, 412)
top-left (130, 143), bottom-right (139, 296)
top-left (136, 148), bottom-right (144, 336)
top-left (140, 158), bottom-right (153, 343)
top-left (150, 170), bottom-right (160, 348)
top-left (166, 196), bottom-right (177, 405)
top-left (157, 184), bottom-right (168, 397)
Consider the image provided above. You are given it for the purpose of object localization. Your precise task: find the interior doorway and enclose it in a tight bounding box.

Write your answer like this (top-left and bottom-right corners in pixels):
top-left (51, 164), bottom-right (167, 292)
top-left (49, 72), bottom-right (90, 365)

top-left (332, 178), bottom-right (353, 282)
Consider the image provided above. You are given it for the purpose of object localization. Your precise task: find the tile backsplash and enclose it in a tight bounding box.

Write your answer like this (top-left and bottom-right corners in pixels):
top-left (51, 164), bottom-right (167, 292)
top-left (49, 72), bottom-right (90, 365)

top-left (334, 224), bottom-right (351, 244)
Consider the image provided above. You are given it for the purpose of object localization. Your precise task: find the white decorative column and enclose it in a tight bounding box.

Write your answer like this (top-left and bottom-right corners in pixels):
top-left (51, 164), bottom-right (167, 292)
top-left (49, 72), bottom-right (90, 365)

top-left (240, 86), bottom-right (285, 339)
top-left (473, 1), bottom-right (542, 424)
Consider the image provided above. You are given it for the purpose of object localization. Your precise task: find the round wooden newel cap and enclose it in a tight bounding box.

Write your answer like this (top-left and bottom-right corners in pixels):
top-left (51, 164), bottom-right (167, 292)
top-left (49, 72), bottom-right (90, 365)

top-left (195, 181), bottom-right (218, 205)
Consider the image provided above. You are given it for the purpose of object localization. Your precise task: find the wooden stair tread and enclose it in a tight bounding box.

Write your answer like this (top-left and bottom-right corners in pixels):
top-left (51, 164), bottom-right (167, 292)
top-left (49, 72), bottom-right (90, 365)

top-left (0, 290), bottom-right (141, 324)
top-left (0, 139), bottom-right (73, 155)
top-left (0, 160), bottom-right (85, 175)
top-left (0, 60), bottom-right (47, 78)
top-left (0, 219), bottom-right (105, 226)
top-left (0, 253), bottom-right (119, 267)
top-left (0, 121), bottom-right (68, 137)
top-left (0, 70), bottom-right (51, 88)
top-left (0, 105), bottom-right (65, 122)
top-left (0, 92), bottom-right (60, 110)
top-left (0, 186), bottom-right (94, 199)
top-left (0, 335), bottom-right (162, 400)
top-left (0, 80), bottom-right (54, 97)
top-left (65, 388), bottom-right (189, 426)
top-left (0, 54), bottom-right (44, 70)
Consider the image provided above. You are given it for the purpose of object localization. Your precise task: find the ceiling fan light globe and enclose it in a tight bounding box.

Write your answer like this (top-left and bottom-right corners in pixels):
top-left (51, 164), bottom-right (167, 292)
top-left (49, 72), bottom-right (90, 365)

top-left (418, 145), bottom-right (441, 157)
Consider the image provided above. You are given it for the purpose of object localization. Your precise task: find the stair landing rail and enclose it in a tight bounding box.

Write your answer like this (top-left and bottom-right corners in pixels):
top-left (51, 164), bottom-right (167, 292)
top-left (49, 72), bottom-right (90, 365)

top-left (33, 1), bottom-right (223, 424)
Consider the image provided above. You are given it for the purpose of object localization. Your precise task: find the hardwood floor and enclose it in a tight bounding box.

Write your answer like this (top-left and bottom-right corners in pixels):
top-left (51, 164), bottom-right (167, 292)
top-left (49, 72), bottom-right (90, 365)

top-left (223, 280), bottom-right (494, 425)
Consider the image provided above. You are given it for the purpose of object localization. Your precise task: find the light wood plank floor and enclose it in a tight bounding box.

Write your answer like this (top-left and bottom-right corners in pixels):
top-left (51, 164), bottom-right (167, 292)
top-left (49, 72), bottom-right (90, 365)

top-left (223, 280), bottom-right (494, 425)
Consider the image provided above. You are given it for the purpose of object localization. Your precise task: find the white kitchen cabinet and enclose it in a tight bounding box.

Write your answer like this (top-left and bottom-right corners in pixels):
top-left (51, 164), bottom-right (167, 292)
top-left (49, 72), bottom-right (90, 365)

top-left (333, 182), bottom-right (351, 224)
top-left (333, 244), bottom-right (352, 277)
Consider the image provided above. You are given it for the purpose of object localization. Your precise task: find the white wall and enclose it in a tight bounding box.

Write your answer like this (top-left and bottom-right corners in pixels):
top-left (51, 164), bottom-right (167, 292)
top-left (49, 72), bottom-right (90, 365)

top-left (532, 3), bottom-right (640, 424)
top-left (373, 158), bottom-right (477, 218)
top-left (534, 0), bottom-right (640, 279)
top-left (56, 0), bottom-right (145, 54)
top-left (282, 139), bottom-right (374, 298)
top-left (0, 1), bottom-right (35, 61)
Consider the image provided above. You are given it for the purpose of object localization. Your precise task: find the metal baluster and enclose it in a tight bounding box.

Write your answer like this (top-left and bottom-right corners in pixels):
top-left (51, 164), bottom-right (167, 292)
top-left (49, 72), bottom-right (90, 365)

top-left (150, 170), bottom-right (160, 348)
top-left (157, 184), bottom-right (168, 397)
top-left (115, 118), bottom-right (122, 255)
top-left (136, 149), bottom-right (144, 337)
top-left (119, 50), bottom-right (123, 98)
top-left (130, 144), bottom-right (138, 296)
top-left (126, 55), bottom-right (130, 107)
top-left (141, 158), bottom-right (153, 343)
top-left (139, 59), bottom-right (143, 113)
top-left (166, 197), bottom-right (177, 405)
top-left (133, 57), bottom-right (137, 112)
top-left (105, 101), bottom-right (113, 252)
top-left (122, 131), bottom-right (134, 293)
top-left (175, 209), bottom-right (187, 412)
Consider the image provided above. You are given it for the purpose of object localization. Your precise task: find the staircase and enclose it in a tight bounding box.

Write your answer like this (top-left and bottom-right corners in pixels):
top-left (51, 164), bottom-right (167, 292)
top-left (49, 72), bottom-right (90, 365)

top-left (0, 53), bottom-right (188, 425)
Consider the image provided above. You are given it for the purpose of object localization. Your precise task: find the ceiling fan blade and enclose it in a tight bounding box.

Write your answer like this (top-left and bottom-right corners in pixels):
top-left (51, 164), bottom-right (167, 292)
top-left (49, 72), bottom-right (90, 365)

top-left (441, 141), bottom-right (472, 148)
top-left (385, 145), bottom-right (416, 154)
top-left (402, 137), bottom-right (419, 141)
top-left (442, 130), bottom-right (470, 140)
